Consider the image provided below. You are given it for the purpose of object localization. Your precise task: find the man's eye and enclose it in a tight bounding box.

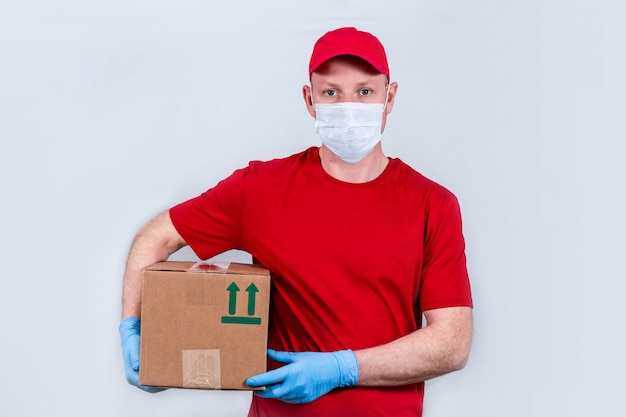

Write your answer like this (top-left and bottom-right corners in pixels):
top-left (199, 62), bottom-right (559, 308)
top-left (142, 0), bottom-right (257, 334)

top-left (360, 89), bottom-right (371, 96)
top-left (324, 90), bottom-right (337, 96)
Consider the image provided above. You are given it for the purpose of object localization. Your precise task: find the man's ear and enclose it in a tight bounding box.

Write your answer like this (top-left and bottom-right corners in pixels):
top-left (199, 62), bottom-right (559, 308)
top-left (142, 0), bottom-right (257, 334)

top-left (384, 82), bottom-right (399, 115)
top-left (302, 84), bottom-right (316, 118)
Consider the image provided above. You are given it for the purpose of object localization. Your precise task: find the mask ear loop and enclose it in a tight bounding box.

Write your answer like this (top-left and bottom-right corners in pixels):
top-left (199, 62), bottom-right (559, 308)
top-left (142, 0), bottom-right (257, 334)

top-left (382, 82), bottom-right (392, 113)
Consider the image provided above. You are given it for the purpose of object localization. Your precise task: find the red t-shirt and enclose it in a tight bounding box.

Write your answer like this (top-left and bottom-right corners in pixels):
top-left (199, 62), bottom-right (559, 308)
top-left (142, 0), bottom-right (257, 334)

top-left (170, 147), bottom-right (472, 417)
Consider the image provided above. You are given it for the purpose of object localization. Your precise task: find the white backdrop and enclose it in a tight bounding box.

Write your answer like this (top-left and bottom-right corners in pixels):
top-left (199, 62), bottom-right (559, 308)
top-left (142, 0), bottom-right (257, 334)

top-left (1, 1), bottom-right (624, 416)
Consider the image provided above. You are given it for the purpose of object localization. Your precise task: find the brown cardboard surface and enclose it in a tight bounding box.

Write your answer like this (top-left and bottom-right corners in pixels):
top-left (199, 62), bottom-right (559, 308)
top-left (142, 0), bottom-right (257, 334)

top-left (139, 261), bottom-right (270, 390)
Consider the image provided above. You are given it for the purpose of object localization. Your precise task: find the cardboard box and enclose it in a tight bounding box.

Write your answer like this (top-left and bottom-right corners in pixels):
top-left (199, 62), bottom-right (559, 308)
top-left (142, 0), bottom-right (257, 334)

top-left (139, 260), bottom-right (270, 390)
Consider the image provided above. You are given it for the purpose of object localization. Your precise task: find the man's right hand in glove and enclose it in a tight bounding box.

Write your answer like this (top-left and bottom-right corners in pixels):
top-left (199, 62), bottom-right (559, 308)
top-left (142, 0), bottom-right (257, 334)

top-left (119, 317), bottom-right (165, 393)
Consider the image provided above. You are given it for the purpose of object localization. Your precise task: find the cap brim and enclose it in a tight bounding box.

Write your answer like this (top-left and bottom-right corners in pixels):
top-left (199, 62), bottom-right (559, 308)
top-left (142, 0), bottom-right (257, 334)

top-left (309, 49), bottom-right (388, 77)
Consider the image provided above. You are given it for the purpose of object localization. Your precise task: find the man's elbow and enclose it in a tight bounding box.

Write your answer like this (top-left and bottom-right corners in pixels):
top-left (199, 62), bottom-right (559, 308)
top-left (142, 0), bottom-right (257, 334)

top-left (426, 306), bottom-right (473, 374)
top-left (449, 344), bottom-right (471, 371)
top-left (447, 331), bottom-right (472, 372)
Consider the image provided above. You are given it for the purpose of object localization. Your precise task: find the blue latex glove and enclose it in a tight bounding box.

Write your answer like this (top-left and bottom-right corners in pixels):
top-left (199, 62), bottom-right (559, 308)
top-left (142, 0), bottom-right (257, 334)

top-left (119, 317), bottom-right (165, 393)
top-left (246, 349), bottom-right (359, 404)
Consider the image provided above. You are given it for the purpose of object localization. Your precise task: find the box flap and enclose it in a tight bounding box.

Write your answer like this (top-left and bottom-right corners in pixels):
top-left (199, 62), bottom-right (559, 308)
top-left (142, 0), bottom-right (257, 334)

top-left (146, 260), bottom-right (269, 276)
top-left (146, 261), bottom-right (196, 272)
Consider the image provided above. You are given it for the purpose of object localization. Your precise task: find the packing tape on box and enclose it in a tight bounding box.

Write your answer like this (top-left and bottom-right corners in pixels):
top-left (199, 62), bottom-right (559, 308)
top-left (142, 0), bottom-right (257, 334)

top-left (182, 349), bottom-right (221, 389)
top-left (190, 261), bottom-right (231, 272)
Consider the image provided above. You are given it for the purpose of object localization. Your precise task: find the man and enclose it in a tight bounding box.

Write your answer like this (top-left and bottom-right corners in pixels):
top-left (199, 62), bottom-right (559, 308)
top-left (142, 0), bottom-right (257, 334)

top-left (119, 27), bottom-right (473, 417)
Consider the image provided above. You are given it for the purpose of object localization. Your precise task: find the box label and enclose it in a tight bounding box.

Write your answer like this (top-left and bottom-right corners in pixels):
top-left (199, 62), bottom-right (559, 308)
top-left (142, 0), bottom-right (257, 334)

top-left (221, 281), bottom-right (263, 325)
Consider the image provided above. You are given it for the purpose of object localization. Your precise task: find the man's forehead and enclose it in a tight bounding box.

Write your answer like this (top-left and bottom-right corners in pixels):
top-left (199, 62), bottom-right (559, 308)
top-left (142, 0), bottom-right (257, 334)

top-left (314, 55), bottom-right (381, 74)
top-left (311, 72), bottom-right (387, 88)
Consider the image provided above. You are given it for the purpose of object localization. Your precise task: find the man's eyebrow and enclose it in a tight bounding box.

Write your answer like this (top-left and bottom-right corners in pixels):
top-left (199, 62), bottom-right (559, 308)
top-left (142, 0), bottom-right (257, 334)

top-left (316, 81), bottom-right (341, 89)
top-left (355, 80), bottom-right (376, 87)
top-left (317, 80), bottom-right (377, 89)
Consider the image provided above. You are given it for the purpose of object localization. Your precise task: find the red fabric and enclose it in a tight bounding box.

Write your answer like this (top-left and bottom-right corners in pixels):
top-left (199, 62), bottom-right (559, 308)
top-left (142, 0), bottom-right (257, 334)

top-left (169, 147), bottom-right (472, 417)
top-left (308, 27), bottom-right (390, 78)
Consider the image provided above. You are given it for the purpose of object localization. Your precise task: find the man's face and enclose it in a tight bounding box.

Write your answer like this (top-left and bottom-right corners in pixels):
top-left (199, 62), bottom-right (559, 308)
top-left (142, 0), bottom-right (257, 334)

top-left (304, 55), bottom-right (397, 132)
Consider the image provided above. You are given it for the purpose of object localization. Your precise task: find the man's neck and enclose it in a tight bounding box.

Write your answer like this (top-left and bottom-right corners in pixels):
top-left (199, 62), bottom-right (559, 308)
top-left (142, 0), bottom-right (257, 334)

top-left (319, 145), bottom-right (389, 184)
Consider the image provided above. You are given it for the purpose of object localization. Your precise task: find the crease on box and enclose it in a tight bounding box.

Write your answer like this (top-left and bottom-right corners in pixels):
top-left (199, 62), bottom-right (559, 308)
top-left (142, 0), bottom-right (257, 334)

top-left (182, 349), bottom-right (221, 389)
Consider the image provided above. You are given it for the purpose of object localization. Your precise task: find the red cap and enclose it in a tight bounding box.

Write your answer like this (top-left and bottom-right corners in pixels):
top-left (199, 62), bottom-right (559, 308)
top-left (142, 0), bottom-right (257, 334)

top-left (308, 27), bottom-right (390, 79)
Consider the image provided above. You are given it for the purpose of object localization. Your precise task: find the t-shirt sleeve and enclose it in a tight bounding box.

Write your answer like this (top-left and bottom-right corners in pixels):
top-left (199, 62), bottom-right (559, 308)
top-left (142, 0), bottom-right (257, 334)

top-left (169, 166), bottom-right (250, 260)
top-left (419, 191), bottom-right (473, 311)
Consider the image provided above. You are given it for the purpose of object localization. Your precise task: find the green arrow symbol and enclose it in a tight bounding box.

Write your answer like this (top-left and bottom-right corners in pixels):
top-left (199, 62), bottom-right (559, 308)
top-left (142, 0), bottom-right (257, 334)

top-left (246, 283), bottom-right (259, 316)
top-left (226, 282), bottom-right (240, 315)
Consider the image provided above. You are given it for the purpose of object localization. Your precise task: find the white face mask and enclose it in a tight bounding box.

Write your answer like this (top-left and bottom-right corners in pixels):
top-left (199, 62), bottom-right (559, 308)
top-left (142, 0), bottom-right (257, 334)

top-left (314, 101), bottom-right (386, 164)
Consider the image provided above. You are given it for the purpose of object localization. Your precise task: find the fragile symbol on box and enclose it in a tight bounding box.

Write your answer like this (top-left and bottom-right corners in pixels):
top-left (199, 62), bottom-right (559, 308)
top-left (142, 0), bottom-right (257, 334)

top-left (221, 282), bottom-right (262, 325)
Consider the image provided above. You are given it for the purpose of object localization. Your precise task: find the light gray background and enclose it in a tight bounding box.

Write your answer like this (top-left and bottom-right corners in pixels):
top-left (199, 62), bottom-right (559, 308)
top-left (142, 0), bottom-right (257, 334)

top-left (1, 1), bottom-right (624, 416)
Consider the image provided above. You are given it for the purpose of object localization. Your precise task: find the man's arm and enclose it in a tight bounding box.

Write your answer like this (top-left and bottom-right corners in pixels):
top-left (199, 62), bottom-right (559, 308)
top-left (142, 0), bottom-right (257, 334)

top-left (122, 210), bottom-right (187, 319)
top-left (246, 306), bottom-right (472, 402)
top-left (355, 306), bottom-right (473, 386)
top-left (119, 210), bottom-right (187, 392)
